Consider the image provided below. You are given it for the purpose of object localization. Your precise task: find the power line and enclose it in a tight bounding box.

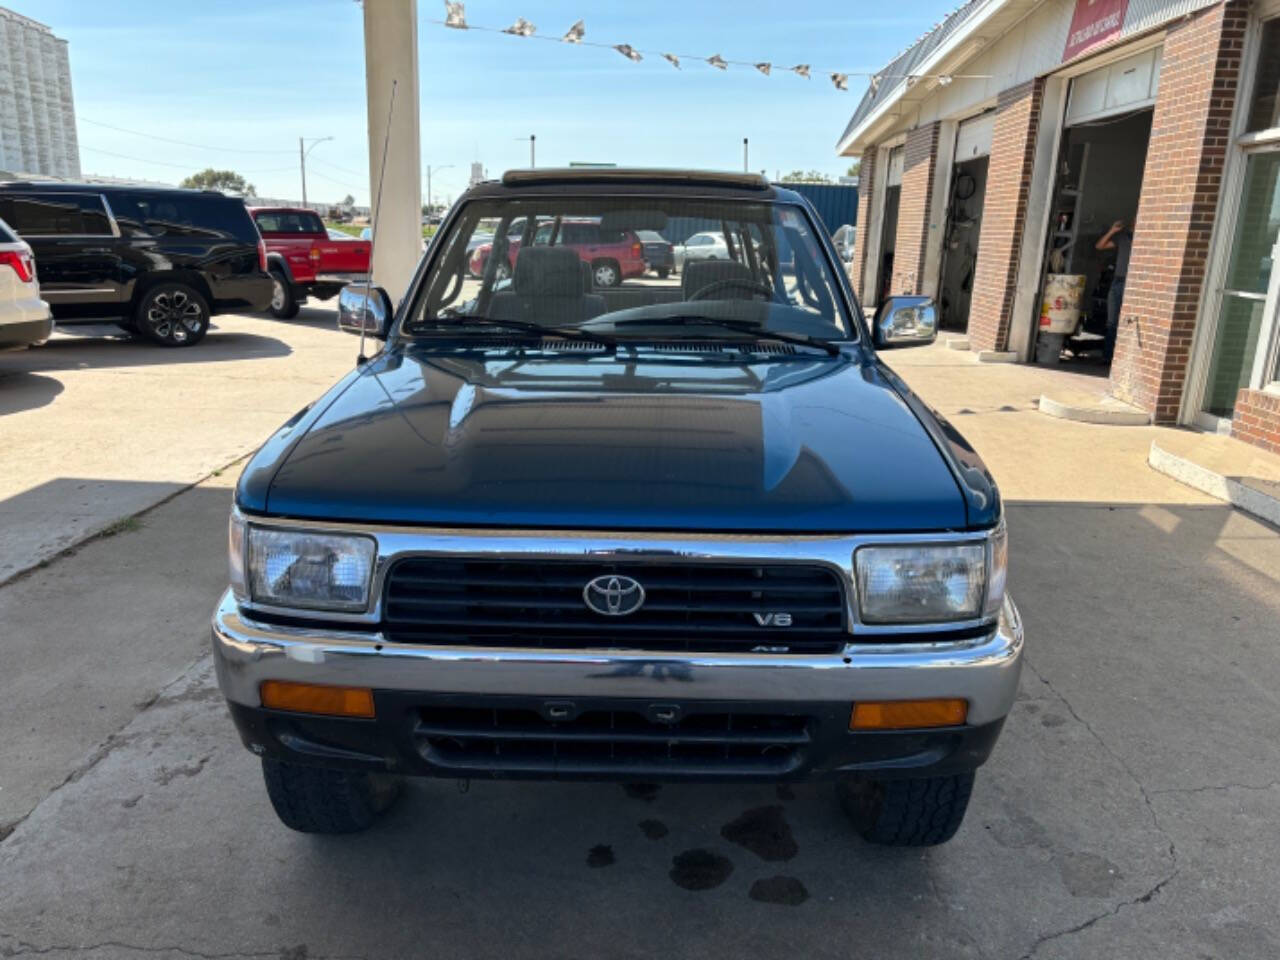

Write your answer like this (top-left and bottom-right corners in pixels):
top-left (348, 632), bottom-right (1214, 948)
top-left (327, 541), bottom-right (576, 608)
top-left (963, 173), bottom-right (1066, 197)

top-left (78, 117), bottom-right (297, 154)
top-left (79, 144), bottom-right (295, 174)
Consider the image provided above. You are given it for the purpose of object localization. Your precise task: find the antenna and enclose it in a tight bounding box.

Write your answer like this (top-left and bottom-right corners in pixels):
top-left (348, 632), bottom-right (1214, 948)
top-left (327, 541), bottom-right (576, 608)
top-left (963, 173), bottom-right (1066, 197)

top-left (359, 78), bottom-right (397, 365)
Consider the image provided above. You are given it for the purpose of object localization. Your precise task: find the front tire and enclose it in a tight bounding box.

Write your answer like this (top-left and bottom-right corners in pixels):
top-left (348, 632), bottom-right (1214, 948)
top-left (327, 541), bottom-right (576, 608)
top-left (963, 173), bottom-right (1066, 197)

top-left (837, 772), bottom-right (975, 846)
top-left (268, 270), bottom-right (300, 320)
top-left (592, 259), bottom-right (621, 288)
top-left (656, 266), bottom-right (670, 279)
top-left (135, 283), bottom-right (209, 347)
top-left (261, 758), bottom-right (401, 834)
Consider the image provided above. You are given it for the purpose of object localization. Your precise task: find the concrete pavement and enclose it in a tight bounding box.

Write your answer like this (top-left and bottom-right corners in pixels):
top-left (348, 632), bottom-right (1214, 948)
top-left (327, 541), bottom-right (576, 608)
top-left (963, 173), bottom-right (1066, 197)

top-left (0, 305), bottom-right (355, 582)
top-left (1, 328), bottom-right (1278, 959)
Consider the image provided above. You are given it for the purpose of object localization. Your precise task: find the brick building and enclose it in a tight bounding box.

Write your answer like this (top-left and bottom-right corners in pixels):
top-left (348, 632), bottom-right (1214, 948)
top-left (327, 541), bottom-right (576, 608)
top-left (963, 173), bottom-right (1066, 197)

top-left (838, 0), bottom-right (1280, 454)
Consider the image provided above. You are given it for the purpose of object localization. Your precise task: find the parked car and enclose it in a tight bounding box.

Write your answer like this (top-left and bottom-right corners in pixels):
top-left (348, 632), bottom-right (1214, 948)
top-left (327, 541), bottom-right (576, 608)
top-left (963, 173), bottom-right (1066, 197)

top-left (468, 217), bottom-right (646, 287)
top-left (0, 182), bottom-right (272, 346)
top-left (673, 230), bottom-right (730, 270)
top-left (635, 229), bottom-right (675, 278)
top-left (0, 217), bottom-right (53, 350)
top-left (832, 224), bottom-right (856, 263)
top-left (251, 207), bottom-right (372, 320)
top-left (214, 168), bottom-right (1019, 847)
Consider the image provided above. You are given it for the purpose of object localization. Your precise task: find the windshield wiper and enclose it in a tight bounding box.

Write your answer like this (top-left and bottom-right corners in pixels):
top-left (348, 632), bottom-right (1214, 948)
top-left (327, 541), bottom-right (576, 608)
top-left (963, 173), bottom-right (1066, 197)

top-left (609, 315), bottom-right (843, 357)
top-left (408, 316), bottom-right (618, 350)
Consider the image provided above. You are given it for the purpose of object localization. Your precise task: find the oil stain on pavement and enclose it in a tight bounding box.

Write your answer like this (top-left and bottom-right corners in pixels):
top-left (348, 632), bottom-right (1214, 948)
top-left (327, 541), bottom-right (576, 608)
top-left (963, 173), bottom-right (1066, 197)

top-left (669, 849), bottom-right (734, 891)
top-left (748, 875), bottom-right (809, 906)
top-left (720, 805), bottom-right (798, 861)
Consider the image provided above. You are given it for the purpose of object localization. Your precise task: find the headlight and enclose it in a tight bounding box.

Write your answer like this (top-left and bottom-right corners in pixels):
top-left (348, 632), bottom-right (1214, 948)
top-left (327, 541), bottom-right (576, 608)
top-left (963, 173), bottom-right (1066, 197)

top-left (245, 525), bottom-right (376, 611)
top-left (855, 520), bottom-right (1007, 625)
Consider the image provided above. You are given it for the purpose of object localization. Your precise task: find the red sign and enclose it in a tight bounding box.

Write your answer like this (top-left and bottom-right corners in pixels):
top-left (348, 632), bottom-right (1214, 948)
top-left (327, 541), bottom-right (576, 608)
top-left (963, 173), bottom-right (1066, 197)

top-left (1063, 0), bottom-right (1130, 61)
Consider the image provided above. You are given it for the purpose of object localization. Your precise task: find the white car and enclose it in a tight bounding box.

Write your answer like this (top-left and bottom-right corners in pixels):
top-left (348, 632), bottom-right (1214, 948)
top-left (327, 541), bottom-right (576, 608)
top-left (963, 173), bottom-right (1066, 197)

top-left (673, 231), bottom-right (730, 270)
top-left (0, 217), bottom-right (52, 350)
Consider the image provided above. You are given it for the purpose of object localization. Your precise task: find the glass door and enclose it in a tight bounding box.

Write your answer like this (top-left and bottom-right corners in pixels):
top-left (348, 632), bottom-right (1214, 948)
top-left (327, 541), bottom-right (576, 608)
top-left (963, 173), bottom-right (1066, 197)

top-left (1200, 151), bottom-right (1280, 419)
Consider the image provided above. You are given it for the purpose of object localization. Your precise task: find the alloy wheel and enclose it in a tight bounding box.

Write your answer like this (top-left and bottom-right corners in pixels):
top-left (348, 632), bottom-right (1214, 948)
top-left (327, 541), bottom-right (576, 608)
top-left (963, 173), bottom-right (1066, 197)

top-left (146, 289), bottom-right (205, 344)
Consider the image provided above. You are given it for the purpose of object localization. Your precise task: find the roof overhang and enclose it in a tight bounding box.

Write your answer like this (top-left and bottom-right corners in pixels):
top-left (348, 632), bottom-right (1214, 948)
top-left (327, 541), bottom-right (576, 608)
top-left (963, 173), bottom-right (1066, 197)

top-left (836, 0), bottom-right (1044, 156)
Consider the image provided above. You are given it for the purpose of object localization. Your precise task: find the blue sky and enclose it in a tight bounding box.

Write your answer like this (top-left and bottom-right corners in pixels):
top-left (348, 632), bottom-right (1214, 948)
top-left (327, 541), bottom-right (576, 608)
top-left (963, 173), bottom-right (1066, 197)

top-left (35, 0), bottom-right (956, 205)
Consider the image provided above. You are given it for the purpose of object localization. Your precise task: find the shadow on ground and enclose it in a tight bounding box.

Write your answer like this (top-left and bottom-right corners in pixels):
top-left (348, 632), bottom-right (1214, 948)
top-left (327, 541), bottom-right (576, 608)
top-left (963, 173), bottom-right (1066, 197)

top-left (0, 371), bottom-right (63, 415)
top-left (3, 323), bottom-right (294, 374)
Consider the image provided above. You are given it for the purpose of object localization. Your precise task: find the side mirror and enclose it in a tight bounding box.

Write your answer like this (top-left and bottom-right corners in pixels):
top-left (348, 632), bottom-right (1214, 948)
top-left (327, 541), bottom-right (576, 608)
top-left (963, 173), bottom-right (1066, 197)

top-left (337, 283), bottom-right (393, 339)
top-left (873, 296), bottom-right (938, 349)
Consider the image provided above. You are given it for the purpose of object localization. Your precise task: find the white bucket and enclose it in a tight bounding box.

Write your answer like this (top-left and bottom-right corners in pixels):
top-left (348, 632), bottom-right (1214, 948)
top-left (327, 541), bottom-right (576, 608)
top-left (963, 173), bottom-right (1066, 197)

top-left (1039, 274), bottom-right (1086, 334)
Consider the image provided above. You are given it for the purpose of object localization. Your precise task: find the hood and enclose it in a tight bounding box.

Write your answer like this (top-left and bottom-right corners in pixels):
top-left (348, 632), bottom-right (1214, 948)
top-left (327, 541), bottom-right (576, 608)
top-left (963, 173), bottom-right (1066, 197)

top-left (252, 346), bottom-right (971, 532)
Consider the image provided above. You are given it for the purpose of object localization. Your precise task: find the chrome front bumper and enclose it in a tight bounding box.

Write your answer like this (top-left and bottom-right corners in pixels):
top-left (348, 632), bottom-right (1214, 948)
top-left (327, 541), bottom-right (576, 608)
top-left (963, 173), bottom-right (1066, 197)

top-left (211, 590), bottom-right (1023, 726)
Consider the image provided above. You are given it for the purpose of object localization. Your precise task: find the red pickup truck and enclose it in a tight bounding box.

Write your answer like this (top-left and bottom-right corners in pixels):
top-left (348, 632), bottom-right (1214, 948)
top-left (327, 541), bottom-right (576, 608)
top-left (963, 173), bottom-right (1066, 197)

top-left (468, 218), bottom-right (646, 288)
top-left (250, 207), bottom-right (370, 319)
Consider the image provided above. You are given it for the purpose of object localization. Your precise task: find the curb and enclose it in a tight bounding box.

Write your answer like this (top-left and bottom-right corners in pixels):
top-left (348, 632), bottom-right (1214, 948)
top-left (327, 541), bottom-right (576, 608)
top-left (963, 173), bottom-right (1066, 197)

top-left (945, 337), bottom-right (970, 351)
top-left (974, 350), bottom-right (1017, 363)
top-left (1148, 440), bottom-right (1280, 527)
top-left (1038, 393), bottom-right (1151, 426)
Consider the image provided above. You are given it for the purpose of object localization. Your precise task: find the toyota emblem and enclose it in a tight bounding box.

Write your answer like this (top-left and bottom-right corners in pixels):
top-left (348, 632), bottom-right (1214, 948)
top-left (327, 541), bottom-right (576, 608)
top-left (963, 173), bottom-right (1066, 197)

top-left (583, 574), bottom-right (646, 617)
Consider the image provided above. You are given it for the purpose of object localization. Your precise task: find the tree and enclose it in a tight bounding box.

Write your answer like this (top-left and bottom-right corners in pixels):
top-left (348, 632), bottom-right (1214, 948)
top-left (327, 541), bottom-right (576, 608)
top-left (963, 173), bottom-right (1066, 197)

top-left (341, 194), bottom-right (355, 207)
top-left (180, 168), bottom-right (256, 196)
top-left (780, 169), bottom-right (833, 184)
top-left (846, 159), bottom-right (861, 179)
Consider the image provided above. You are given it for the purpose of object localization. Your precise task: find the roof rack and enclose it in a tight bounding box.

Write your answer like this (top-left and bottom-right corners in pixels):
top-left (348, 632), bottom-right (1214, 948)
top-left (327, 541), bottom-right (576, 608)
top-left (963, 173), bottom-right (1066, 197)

top-left (501, 168), bottom-right (770, 191)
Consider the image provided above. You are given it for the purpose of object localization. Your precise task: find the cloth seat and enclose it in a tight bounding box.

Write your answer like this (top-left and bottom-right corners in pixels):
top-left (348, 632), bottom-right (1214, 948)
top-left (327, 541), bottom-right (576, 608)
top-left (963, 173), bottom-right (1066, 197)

top-left (681, 259), bottom-right (755, 300)
top-left (488, 246), bottom-right (605, 325)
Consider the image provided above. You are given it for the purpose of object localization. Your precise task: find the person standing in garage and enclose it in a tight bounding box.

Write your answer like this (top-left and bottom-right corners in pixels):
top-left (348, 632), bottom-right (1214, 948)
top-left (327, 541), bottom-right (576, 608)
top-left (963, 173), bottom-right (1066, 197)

top-left (1096, 219), bottom-right (1133, 362)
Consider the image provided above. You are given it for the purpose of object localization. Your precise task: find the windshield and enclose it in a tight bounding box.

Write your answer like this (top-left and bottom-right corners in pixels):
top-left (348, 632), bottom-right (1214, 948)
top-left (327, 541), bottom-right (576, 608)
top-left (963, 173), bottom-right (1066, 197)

top-left (407, 196), bottom-right (855, 342)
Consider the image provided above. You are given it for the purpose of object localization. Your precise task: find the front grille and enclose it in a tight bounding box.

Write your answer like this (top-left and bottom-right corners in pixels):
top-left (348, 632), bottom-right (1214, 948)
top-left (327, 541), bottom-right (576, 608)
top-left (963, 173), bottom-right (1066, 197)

top-left (414, 701), bottom-right (812, 775)
top-left (383, 558), bottom-right (847, 653)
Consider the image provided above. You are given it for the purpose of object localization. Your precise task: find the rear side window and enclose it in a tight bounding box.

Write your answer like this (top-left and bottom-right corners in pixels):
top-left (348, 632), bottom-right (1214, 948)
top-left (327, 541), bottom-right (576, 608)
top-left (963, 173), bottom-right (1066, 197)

top-left (0, 192), bottom-right (113, 236)
top-left (254, 211), bottom-right (325, 234)
top-left (109, 192), bottom-right (254, 240)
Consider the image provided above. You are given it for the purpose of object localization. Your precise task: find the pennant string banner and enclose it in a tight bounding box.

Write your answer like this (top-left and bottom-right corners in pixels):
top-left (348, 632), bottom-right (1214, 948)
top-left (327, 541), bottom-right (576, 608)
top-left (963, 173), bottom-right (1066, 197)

top-left (431, 3), bottom-right (990, 90)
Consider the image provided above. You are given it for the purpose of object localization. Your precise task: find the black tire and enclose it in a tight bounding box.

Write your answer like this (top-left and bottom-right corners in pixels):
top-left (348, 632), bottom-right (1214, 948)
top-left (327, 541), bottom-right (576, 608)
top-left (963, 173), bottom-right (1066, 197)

top-left (837, 772), bottom-right (975, 847)
top-left (261, 757), bottom-right (401, 834)
top-left (656, 267), bottom-right (671, 279)
top-left (268, 269), bottom-right (300, 320)
top-left (135, 283), bottom-right (210, 347)
top-left (592, 259), bottom-right (622, 288)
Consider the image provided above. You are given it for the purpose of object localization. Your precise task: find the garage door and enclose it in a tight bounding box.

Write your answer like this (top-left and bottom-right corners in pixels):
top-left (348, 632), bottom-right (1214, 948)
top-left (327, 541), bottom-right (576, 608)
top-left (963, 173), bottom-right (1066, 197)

top-left (955, 113), bottom-right (994, 161)
top-left (1066, 47), bottom-right (1162, 125)
top-left (885, 146), bottom-right (905, 187)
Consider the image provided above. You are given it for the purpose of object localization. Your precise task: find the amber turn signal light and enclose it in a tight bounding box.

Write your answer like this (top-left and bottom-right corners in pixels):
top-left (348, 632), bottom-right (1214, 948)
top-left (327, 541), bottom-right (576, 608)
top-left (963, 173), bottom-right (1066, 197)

top-left (850, 698), bottom-right (967, 730)
top-left (260, 680), bottom-right (375, 719)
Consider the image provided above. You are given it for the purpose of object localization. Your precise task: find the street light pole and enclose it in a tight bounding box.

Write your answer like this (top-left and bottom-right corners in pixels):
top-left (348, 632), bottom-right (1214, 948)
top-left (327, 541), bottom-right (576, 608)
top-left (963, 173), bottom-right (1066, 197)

top-left (743, 138), bottom-right (749, 173)
top-left (515, 134), bottom-right (536, 169)
top-left (299, 136), bottom-right (334, 207)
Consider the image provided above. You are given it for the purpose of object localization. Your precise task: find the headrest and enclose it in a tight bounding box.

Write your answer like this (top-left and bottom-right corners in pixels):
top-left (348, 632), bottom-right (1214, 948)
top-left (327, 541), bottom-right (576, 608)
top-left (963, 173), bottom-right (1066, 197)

top-left (682, 258), bottom-right (753, 300)
top-left (514, 246), bottom-right (584, 297)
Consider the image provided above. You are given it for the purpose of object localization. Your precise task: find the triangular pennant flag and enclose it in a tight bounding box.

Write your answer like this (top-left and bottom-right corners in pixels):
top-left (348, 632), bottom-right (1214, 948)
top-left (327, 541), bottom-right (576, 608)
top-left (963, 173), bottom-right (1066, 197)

top-left (830, 72), bottom-right (849, 91)
top-left (663, 52), bottom-right (681, 69)
top-left (755, 62), bottom-right (771, 76)
top-left (562, 19), bottom-right (584, 43)
top-left (615, 44), bottom-right (643, 62)
top-left (905, 75), bottom-right (919, 88)
top-left (502, 17), bottom-right (535, 37)
top-left (791, 64), bottom-right (810, 78)
top-left (708, 54), bottom-right (728, 70)
top-left (444, 1), bottom-right (467, 29)
top-left (937, 74), bottom-right (954, 86)
top-left (869, 73), bottom-right (882, 94)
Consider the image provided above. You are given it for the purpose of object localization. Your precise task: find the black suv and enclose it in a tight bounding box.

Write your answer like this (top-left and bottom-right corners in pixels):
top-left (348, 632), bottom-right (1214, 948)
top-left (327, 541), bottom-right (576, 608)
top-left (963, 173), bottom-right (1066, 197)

top-left (0, 182), bottom-right (273, 347)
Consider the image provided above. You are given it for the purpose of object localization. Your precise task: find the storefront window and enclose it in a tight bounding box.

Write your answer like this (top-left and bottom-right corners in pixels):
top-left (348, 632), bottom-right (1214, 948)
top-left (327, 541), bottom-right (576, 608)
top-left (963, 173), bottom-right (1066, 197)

top-left (1245, 18), bottom-right (1280, 134)
top-left (1202, 152), bottom-right (1280, 417)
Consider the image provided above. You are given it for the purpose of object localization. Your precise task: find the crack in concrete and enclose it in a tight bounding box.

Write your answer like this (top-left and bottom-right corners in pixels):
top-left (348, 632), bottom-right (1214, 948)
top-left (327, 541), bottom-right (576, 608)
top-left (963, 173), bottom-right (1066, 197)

top-left (1018, 657), bottom-right (1182, 959)
top-left (1150, 779), bottom-right (1280, 797)
top-left (0, 932), bottom-right (366, 960)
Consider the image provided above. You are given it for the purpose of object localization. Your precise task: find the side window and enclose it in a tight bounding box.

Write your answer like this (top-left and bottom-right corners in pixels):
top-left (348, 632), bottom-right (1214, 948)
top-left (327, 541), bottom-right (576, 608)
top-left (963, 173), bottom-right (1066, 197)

top-left (255, 213), bottom-right (283, 233)
top-left (0, 193), bottom-right (109, 236)
top-left (533, 222), bottom-right (555, 245)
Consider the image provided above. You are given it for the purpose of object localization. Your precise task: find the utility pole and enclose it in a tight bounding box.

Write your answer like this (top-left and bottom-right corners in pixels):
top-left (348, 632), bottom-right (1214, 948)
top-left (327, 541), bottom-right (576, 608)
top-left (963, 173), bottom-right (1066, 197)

top-left (743, 138), bottom-right (749, 173)
top-left (424, 164), bottom-right (455, 216)
top-left (299, 136), bottom-right (333, 207)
